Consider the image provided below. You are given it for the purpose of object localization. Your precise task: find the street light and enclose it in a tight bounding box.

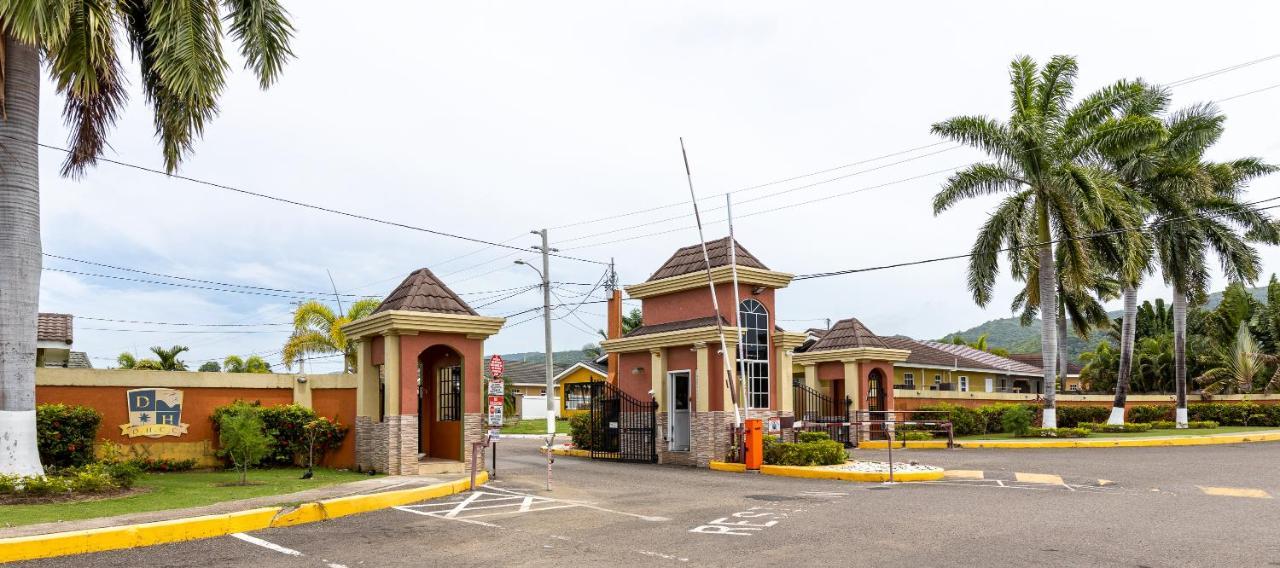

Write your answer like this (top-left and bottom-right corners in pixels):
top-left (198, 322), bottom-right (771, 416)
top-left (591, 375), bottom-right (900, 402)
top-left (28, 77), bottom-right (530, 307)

top-left (516, 230), bottom-right (558, 491)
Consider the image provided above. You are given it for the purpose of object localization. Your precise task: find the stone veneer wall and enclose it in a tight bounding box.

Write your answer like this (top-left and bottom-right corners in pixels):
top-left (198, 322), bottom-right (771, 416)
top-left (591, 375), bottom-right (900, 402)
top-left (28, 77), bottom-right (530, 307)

top-left (357, 414), bottom-right (483, 475)
top-left (463, 413), bottom-right (485, 467)
top-left (657, 410), bottom-right (795, 468)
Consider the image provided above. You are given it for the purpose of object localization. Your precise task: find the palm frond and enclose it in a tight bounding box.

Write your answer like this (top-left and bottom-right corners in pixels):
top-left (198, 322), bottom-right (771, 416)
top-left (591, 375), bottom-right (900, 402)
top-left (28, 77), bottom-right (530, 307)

top-left (221, 0), bottom-right (294, 87)
top-left (931, 162), bottom-right (1024, 214)
top-left (51, 0), bottom-right (126, 176)
top-left (146, 0), bottom-right (229, 171)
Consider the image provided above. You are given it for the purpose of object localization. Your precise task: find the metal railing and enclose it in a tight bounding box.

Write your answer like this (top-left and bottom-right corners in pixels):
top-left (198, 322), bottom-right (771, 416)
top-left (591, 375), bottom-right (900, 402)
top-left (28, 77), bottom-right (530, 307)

top-left (792, 379), bottom-right (853, 446)
top-left (853, 410), bottom-right (955, 448)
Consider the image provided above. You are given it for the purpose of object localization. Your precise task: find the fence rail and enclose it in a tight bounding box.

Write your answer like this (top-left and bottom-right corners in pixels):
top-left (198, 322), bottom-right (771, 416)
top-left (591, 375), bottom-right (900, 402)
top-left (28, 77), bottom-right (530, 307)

top-left (792, 379), bottom-right (853, 446)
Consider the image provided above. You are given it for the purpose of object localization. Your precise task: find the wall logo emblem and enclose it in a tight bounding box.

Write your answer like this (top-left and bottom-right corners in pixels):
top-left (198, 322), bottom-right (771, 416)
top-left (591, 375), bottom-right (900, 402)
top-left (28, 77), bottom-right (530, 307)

top-left (120, 388), bottom-right (189, 438)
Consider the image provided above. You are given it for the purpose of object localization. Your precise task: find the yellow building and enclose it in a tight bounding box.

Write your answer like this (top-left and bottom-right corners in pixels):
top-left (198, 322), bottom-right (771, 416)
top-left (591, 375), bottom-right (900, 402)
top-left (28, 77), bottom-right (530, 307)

top-left (553, 361), bottom-right (608, 417)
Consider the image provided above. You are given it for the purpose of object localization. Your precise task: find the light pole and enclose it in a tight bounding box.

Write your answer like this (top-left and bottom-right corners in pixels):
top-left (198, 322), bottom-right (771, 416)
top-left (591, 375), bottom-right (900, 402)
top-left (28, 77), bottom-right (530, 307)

top-left (516, 229), bottom-right (557, 490)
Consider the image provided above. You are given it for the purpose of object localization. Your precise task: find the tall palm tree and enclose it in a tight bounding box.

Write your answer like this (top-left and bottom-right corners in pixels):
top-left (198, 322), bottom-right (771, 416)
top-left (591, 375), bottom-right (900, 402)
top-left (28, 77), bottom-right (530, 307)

top-left (282, 299), bottom-right (381, 372)
top-left (932, 55), bottom-right (1136, 427)
top-left (149, 345), bottom-right (190, 371)
top-left (0, 2), bottom-right (294, 477)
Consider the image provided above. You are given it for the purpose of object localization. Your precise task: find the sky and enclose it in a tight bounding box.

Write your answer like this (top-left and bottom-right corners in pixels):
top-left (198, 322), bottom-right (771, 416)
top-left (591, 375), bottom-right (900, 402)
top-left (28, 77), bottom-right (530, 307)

top-left (34, 1), bottom-right (1280, 373)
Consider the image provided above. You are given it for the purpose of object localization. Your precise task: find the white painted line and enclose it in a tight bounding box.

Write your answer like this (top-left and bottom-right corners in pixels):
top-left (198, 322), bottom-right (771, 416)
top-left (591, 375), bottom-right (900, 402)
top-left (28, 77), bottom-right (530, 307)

top-left (443, 491), bottom-right (486, 518)
top-left (230, 533), bottom-right (302, 557)
top-left (519, 496), bottom-right (536, 512)
top-left (394, 505), bottom-right (502, 527)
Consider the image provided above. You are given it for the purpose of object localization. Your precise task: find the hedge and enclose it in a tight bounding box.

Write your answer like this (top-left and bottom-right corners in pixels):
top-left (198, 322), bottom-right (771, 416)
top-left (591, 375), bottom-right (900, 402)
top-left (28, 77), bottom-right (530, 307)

top-left (1054, 406), bottom-right (1111, 428)
top-left (1127, 405), bottom-right (1173, 423)
top-left (763, 432), bottom-right (845, 466)
top-left (211, 401), bottom-right (349, 466)
top-left (36, 403), bottom-right (102, 469)
top-left (1020, 427), bottom-right (1091, 438)
top-left (1079, 422), bottom-right (1152, 433)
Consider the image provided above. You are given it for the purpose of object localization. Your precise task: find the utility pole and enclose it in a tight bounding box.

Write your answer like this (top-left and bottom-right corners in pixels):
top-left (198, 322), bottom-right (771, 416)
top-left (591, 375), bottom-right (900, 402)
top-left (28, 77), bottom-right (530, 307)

top-left (518, 229), bottom-right (557, 491)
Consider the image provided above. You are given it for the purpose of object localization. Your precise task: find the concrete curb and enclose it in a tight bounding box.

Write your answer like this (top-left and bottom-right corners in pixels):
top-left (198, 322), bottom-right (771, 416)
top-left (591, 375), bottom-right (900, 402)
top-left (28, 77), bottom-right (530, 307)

top-left (542, 446), bottom-right (591, 458)
top-left (707, 461), bottom-right (944, 483)
top-left (857, 429), bottom-right (1280, 450)
top-left (0, 472), bottom-right (488, 564)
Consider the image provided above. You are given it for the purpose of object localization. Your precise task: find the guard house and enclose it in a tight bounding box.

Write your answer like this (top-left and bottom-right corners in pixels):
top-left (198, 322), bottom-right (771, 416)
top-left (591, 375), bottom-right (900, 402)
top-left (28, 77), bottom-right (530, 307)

top-left (602, 238), bottom-right (808, 467)
top-left (343, 268), bottom-right (505, 475)
top-left (792, 317), bottom-right (910, 434)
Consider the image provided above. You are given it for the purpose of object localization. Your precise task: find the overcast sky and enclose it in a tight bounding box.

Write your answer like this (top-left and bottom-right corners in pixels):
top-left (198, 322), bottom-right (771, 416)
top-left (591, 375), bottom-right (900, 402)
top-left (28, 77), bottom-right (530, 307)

top-left (35, 1), bottom-right (1280, 373)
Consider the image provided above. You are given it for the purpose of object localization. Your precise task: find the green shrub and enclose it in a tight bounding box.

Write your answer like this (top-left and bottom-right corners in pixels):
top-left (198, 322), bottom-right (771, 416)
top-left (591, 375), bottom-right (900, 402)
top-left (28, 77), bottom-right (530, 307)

top-left (1020, 427), bottom-right (1090, 438)
top-left (36, 403), bottom-right (102, 469)
top-left (0, 474), bottom-right (17, 495)
top-left (20, 475), bottom-right (70, 496)
top-left (796, 431), bottom-right (832, 443)
top-left (126, 457), bottom-right (197, 472)
top-left (1150, 420), bottom-right (1175, 429)
top-left (67, 463), bottom-right (116, 493)
top-left (1054, 406), bottom-right (1110, 428)
top-left (900, 431), bottom-right (934, 441)
top-left (762, 437), bottom-right (845, 466)
top-left (1078, 422), bottom-right (1152, 433)
top-left (1127, 405), bottom-right (1173, 423)
top-left (217, 405), bottom-right (273, 485)
top-left (212, 401), bottom-right (348, 466)
top-left (1187, 402), bottom-right (1274, 427)
top-left (1001, 405), bottom-right (1034, 436)
top-left (916, 404), bottom-right (983, 436)
top-left (1188, 420), bottom-right (1219, 429)
top-left (568, 413), bottom-right (597, 450)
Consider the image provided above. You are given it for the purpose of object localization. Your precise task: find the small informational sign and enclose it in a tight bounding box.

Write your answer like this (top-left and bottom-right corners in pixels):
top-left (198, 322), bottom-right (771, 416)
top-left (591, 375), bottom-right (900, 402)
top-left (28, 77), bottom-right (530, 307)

top-left (488, 409), bottom-right (504, 427)
top-left (488, 354), bottom-right (505, 378)
top-left (488, 395), bottom-right (505, 406)
top-left (488, 378), bottom-right (504, 396)
top-left (120, 388), bottom-right (189, 438)
top-left (488, 429), bottom-right (501, 442)
top-left (766, 416), bottom-right (781, 434)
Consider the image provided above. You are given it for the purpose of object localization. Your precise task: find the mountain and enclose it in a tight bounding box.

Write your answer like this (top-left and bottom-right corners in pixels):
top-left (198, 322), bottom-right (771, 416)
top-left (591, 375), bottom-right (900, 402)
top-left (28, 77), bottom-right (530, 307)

top-left (941, 282), bottom-right (1272, 364)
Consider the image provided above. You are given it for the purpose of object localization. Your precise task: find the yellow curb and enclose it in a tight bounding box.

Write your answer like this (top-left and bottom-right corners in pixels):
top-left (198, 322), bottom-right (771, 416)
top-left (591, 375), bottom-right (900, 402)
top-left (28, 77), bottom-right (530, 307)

top-left (708, 461), bottom-right (747, 473)
top-left (1198, 485), bottom-right (1273, 499)
top-left (1014, 472), bottom-right (1064, 485)
top-left (0, 472), bottom-right (487, 564)
top-left (859, 430), bottom-right (1280, 450)
top-left (759, 464), bottom-right (944, 483)
top-left (541, 446), bottom-right (591, 458)
top-left (943, 469), bottom-right (984, 480)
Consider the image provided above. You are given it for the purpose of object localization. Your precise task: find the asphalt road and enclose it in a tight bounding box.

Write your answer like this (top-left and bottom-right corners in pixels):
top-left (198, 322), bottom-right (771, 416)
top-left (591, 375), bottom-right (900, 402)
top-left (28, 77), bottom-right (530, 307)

top-left (16, 440), bottom-right (1280, 567)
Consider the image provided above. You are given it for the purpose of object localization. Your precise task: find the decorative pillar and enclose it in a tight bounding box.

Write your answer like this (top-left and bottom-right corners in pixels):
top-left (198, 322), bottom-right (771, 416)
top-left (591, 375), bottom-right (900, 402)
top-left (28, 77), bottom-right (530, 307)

top-left (292, 375), bottom-right (313, 409)
top-left (383, 333), bottom-right (401, 416)
top-left (650, 348), bottom-right (666, 408)
top-left (803, 364), bottom-right (817, 390)
top-left (694, 342), bottom-right (710, 412)
top-left (355, 339), bottom-right (379, 419)
top-left (777, 346), bottom-right (794, 413)
top-left (842, 360), bottom-right (860, 412)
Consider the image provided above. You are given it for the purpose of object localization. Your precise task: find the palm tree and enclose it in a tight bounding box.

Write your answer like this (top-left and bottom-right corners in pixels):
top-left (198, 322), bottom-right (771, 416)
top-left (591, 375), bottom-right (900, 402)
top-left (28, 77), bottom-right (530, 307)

top-left (932, 55), bottom-right (1136, 428)
top-left (282, 299), bottom-right (381, 372)
top-left (0, 2), bottom-right (294, 476)
top-left (149, 345), bottom-right (190, 371)
top-left (117, 352), bottom-right (137, 369)
top-left (1194, 322), bottom-right (1277, 395)
top-left (1135, 335), bottom-right (1174, 393)
top-left (224, 354), bottom-right (271, 374)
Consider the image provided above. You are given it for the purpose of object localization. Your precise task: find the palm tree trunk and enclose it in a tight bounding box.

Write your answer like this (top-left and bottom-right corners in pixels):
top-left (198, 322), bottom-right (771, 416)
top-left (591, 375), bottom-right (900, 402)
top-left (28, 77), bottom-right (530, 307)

top-left (1173, 288), bottom-right (1189, 428)
top-left (0, 36), bottom-right (44, 476)
top-left (1037, 210), bottom-right (1058, 429)
top-left (1109, 286), bottom-right (1138, 425)
top-left (1057, 300), bottom-right (1068, 392)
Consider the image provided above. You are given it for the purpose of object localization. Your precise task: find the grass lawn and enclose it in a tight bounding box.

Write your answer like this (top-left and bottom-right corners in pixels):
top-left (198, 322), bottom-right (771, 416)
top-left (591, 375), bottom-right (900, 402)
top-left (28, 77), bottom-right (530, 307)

top-left (1, 467), bottom-right (369, 528)
top-left (957, 426), bottom-right (1277, 441)
top-left (500, 418), bottom-right (571, 435)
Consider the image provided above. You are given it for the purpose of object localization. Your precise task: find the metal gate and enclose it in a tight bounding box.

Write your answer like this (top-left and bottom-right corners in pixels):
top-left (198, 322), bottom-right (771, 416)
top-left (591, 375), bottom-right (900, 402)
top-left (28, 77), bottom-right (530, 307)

top-left (587, 381), bottom-right (657, 463)
top-left (793, 379), bottom-right (853, 446)
top-left (866, 371), bottom-right (886, 441)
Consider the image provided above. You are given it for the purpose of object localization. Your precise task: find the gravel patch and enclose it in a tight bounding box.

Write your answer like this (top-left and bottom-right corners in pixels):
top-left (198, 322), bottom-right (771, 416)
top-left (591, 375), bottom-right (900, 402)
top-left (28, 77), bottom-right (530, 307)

top-left (823, 461), bottom-right (942, 474)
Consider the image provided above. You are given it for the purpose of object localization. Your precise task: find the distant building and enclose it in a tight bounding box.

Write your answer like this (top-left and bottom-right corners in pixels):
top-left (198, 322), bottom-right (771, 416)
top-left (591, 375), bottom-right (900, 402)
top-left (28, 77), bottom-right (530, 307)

top-left (36, 313), bottom-right (91, 369)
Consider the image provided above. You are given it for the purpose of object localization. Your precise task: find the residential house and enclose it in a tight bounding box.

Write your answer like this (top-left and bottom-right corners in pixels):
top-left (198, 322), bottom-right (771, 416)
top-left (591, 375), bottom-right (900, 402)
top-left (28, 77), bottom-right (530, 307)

top-left (1007, 353), bottom-right (1085, 392)
top-left (36, 313), bottom-right (91, 368)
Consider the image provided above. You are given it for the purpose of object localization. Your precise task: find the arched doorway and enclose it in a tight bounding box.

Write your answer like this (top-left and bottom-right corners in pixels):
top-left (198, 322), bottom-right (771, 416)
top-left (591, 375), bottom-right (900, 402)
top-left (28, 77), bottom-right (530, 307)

top-left (417, 345), bottom-right (464, 462)
top-left (866, 368), bottom-right (886, 440)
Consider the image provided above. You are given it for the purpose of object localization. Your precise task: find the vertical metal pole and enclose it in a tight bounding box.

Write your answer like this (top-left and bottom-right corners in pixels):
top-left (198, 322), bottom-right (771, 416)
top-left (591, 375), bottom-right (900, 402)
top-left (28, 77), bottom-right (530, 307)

top-left (887, 428), bottom-right (895, 484)
top-left (492, 441), bottom-right (497, 479)
top-left (726, 195), bottom-right (746, 419)
top-left (536, 228), bottom-right (555, 491)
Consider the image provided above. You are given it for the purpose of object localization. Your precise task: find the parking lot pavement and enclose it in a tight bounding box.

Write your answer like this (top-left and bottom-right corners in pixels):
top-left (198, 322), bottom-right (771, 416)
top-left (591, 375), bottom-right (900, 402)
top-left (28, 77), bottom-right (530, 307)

top-left (15, 439), bottom-right (1280, 567)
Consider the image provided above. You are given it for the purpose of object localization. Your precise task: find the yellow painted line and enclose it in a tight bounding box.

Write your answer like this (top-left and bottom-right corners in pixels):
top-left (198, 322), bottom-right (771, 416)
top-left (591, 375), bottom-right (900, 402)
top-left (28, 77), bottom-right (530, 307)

top-left (857, 440), bottom-right (949, 450)
top-left (1098, 479), bottom-right (1114, 486)
top-left (1014, 472), bottom-right (1064, 485)
top-left (759, 464), bottom-right (945, 483)
top-left (709, 461), bottom-right (747, 473)
top-left (952, 430), bottom-right (1280, 449)
top-left (1198, 486), bottom-right (1273, 499)
top-left (943, 469), bottom-right (984, 480)
top-left (542, 446), bottom-right (591, 458)
top-left (0, 472), bottom-right (486, 564)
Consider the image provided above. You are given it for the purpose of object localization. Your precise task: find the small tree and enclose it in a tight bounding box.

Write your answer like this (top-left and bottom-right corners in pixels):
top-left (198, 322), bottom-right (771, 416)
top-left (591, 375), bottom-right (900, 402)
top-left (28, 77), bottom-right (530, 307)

top-left (218, 407), bottom-right (273, 485)
top-left (1002, 405), bottom-right (1033, 436)
top-left (198, 361), bottom-right (222, 373)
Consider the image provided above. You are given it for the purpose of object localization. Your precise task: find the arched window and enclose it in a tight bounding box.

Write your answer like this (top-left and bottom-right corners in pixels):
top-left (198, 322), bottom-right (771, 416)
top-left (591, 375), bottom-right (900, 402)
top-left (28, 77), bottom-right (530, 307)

top-left (738, 299), bottom-right (770, 409)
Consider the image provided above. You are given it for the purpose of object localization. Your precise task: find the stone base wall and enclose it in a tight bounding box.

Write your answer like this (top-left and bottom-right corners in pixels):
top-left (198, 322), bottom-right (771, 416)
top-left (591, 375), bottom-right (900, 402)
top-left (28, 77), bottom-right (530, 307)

top-left (356, 414), bottom-right (483, 475)
top-left (657, 410), bottom-right (795, 468)
top-left (463, 413), bottom-right (485, 467)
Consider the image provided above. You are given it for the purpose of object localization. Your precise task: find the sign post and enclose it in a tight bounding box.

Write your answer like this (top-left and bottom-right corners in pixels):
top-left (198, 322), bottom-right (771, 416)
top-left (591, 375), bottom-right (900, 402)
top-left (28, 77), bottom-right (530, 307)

top-left (486, 356), bottom-right (505, 479)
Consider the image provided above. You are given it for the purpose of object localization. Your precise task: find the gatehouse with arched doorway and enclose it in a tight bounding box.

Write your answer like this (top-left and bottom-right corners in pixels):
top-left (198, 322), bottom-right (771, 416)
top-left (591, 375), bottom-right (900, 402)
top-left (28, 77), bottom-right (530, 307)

top-left (342, 268), bottom-right (504, 475)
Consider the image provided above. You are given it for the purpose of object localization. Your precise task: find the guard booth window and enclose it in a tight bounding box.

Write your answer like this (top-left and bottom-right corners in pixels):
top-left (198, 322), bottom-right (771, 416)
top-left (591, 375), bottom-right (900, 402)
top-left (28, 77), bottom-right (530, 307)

top-left (438, 366), bottom-right (461, 421)
top-left (738, 299), bottom-right (770, 409)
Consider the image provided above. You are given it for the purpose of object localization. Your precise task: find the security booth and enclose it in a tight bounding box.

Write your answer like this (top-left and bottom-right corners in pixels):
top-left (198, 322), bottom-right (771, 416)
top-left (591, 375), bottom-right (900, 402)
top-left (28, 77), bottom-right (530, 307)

top-left (343, 268), bottom-right (505, 475)
top-left (792, 317), bottom-right (910, 441)
top-left (601, 237), bottom-right (808, 467)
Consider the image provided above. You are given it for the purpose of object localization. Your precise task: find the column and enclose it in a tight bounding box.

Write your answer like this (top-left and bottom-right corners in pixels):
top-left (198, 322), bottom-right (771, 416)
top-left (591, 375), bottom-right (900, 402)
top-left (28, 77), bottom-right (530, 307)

top-left (803, 364), bottom-right (817, 390)
top-left (842, 360), bottom-right (860, 412)
top-left (383, 333), bottom-right (401, 416)
top-left (650, 348), bottom-right (666, 408)
top-left (777, 346), bottom-right (794, 413)
top-left (694, 342), bottom-right (710, 412)
top-left (355, 339), bottom-right (379, 419)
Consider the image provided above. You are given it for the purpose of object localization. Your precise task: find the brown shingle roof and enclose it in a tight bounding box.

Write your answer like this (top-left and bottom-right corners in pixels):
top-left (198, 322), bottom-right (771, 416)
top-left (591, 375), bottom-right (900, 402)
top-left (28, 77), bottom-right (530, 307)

top-left (647, 237), bottom-right (768, 281)
top-left (1007, 353), bottom-right (1082, 375)
top-left (805, 317), bottom-right (889, 351)
top-left (881, 337), bottom-right (989, 369)
top-left (923, 342), bottom-right (1043, 375)
top-left (37, 313), bottom-right (73, 344)
top-left (374, 268), bottom-right (477, 316)
top-left (484, 359), bottom-right (568, 384)
top-left (625, 316), bottom-right (727, 337)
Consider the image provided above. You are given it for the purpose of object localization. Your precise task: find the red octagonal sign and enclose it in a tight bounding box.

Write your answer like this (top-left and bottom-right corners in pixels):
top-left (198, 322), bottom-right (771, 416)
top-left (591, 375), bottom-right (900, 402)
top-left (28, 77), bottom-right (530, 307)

top-left (488, 355), bottom-right (505, 377)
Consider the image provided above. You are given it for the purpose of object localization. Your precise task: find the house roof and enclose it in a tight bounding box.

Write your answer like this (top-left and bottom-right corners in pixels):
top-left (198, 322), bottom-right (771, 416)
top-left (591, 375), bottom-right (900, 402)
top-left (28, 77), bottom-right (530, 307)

top-left (553, 361), bottom-right (608, 383)
top-left (880, 337), bottom-right (991, 370)
top-left (68, 352), bottom-right (92, 369)
top-left (37, 313), bottom-right (73, 344)
top-left (1007, 353), bottom-right (1083, 375)
top-left (625, 315), bottom-right (728, 337)
top-left (921, 341), bottom-right (1043, 375)
top-left (373, 268), bottom-right (477, 316)
top-left (484, 359), bottom-right (569, 385)
top-left (647, 237), bottom-right (768, 282)
top-left (804, 317), bottom-right (889, 351)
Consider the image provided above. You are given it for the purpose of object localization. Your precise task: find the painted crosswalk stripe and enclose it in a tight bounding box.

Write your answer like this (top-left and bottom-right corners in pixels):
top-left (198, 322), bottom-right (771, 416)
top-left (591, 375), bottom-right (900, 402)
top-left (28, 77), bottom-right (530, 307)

top-left (943, 470), bottom-right (984, 480)
top-left (1014, 472), bottom-right (1064, 485)
top-left (1198, 486), bottom-right (1273, 499)
top-left (230, 533), bottom-right (302, 556)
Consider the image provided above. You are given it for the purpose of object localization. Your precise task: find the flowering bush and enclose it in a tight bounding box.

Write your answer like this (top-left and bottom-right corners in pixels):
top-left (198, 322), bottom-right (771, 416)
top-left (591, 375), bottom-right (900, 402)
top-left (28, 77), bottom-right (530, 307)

top-left (36, 404), bottom-right (102, 469)
top-left (212, 401), bottom-right (349, 466)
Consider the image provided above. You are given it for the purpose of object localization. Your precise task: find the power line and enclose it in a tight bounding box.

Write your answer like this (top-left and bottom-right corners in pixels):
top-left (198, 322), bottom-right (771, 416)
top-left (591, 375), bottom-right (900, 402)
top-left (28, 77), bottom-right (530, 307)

top-left (44, 254), bottom-right (381, 298)
top-left (80, 327), bottom-right (291, 334)
top-left (44, 268), bottom-right (323, 300)
top-left (78, 316), bottom-right (291, 327)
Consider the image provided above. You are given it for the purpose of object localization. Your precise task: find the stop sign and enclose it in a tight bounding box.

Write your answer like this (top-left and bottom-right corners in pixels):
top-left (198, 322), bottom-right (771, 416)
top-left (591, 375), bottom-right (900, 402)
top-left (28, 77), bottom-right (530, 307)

top-left (488, 355), bottom-right (505, 377)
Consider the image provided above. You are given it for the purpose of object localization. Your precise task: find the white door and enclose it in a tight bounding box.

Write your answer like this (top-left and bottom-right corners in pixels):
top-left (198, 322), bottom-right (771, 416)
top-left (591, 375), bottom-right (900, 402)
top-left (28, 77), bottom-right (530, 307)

top-left (668, 371), bottom-right (691, 451)
top-left (985, 378), bottom-right (994, 393)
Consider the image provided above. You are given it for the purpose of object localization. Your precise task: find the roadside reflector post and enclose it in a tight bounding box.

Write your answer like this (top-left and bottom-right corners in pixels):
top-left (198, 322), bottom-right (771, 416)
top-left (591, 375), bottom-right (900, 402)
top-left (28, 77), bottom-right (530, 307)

top-left (744, 418), bottom-right (764, 470)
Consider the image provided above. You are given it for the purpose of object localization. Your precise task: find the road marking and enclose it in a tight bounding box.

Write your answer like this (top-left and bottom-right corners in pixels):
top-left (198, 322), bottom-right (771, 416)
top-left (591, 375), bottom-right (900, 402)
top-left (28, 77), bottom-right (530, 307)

top-left (690, 506), bottom-right (795, 536)
top-left (230, 533), bottom-right (302, 556)
top-left (943, 470), bottom-right (984, 480)
top-left (397, 486), bottom-right (669, 527)
top-left (1098, 479), bottom-right (1114, 486)
top-left (1198, 486), bottom-right (1273, 499)
top-left (1014, 472), bottom-right (1065, 485)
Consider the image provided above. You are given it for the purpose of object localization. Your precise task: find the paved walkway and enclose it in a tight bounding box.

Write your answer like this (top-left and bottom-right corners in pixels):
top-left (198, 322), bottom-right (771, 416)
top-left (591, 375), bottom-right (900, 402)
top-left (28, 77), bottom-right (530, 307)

top-left (1, 475), bottom-right (444, 539)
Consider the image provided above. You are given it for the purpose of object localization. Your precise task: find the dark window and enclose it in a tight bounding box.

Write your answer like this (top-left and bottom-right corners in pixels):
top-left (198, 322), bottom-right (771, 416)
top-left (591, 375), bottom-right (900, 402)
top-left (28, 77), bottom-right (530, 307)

top-left (438, 366), bottom-right (461, 422)
top-left (565, 383), bottom-right (592, 410)
top-left (737, 299), bottom-right (770, 409)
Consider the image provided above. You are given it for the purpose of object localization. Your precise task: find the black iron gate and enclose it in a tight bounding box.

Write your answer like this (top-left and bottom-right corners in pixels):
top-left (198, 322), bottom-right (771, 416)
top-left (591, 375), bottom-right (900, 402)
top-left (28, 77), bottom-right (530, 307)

top-left (792, 379), bottom-right (853, 446)
top-left (587, 381), bottom-right (657, 463)
top-left (866, 371), bottom-right (887, 441)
